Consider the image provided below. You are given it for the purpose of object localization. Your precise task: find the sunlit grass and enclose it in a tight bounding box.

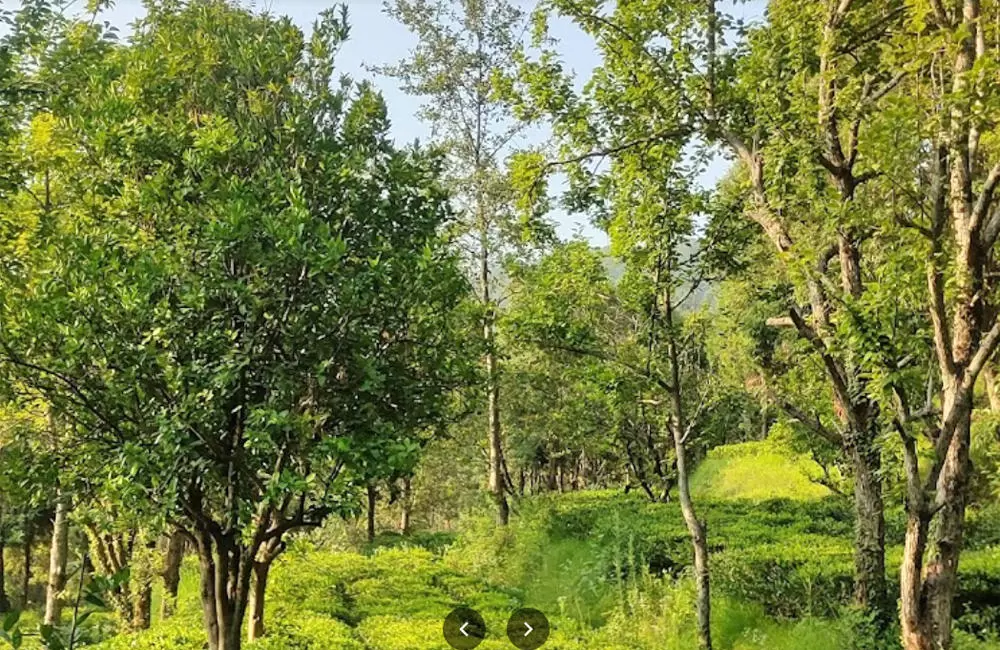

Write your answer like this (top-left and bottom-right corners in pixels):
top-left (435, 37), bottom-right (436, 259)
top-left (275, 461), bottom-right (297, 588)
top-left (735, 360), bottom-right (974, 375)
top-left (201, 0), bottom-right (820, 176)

top-left (691, 440), bottom-right (833, 501)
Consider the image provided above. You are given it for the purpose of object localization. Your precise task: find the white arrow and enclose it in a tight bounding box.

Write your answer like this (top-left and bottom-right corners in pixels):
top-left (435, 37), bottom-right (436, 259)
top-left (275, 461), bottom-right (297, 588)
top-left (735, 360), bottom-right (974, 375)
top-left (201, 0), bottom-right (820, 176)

top-left (460, 622), bottom-right (471, 637)
top-left (523, 622), bottom-right (533, 637)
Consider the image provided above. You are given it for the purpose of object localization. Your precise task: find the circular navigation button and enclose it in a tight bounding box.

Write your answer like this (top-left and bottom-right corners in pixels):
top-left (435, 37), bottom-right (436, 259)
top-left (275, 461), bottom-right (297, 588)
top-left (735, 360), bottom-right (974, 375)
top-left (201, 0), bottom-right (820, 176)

top-left (443, 607), bottom-right (486, 650)
top-left (507, 608), bottom-right (550, 650)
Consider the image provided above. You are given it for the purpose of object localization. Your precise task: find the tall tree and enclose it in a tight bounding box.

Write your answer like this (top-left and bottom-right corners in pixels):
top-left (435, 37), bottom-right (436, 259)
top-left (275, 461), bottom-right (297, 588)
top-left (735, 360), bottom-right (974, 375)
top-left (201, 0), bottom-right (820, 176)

top-left (509, 221), bottom-right (717, 648)
top-left (514, 0), bottom-right (909, 628)
top-left (381, 0), bottom-right (551, 525)
top-left (876, 0), bottom-right (1000, 646)
top-left (0, 3), bottom-right (473, 650)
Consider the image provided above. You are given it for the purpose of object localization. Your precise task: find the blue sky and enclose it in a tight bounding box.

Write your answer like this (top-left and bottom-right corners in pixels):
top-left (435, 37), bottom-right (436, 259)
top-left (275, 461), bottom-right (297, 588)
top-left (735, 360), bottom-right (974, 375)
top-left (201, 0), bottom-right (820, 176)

top-left (14, 0), bottom-right (766, 246)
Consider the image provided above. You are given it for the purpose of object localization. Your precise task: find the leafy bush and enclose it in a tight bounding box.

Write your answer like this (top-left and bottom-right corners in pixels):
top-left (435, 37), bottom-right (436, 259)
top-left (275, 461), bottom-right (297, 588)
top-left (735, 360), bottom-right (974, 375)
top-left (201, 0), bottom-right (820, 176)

top-left (94, 615), bottom-right (204, 650)
top-left (713, 540), bottom-right (853, 618)
top-left (248, 613), bottom-right (363, 650)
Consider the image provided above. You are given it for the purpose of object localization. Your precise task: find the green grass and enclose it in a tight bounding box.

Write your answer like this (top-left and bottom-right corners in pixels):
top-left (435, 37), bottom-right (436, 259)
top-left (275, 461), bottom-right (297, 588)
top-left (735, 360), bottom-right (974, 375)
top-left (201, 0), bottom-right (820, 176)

top-left (690, 440), bottom-right (834, 501)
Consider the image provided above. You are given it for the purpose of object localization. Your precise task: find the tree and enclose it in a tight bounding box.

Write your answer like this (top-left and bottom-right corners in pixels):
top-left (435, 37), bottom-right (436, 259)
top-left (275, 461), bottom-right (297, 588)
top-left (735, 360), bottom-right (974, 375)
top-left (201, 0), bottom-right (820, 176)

top-left (873, 0), bottom-right (1000, 646)
top-left (500, 339), bottom-right (618, 495)
top-left (0, 3), bottom-right (473, 650)
top-left (509, 224), bottom-right (717, 648)
top-left (381, 0), bottom-right (552, 525)
top-left (160, 531), bottom-right (185, 620)
top-left (514, 0), bottom-right (915, 629)
top-left (41, 486), bottom-right (67, 628)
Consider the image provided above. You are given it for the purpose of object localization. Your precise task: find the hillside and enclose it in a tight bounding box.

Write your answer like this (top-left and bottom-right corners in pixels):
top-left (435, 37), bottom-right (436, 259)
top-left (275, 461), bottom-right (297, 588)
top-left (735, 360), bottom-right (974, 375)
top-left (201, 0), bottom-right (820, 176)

top-left (89, 443), bottom-right (1000, 650)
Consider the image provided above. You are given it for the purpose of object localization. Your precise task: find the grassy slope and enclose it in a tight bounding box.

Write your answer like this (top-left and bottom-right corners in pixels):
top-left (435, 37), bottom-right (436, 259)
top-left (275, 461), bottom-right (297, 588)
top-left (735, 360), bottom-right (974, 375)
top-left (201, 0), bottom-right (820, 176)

top-left (690, 440), bottom-right (833, 501)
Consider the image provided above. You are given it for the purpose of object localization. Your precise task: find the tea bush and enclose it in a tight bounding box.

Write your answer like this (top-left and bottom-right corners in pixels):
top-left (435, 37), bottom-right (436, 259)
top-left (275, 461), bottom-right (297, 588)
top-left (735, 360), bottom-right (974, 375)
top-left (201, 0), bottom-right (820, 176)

top-left (87, 489), bottom-right (1000, 650)
top-left (446, 490), bottom-right (1000, 627)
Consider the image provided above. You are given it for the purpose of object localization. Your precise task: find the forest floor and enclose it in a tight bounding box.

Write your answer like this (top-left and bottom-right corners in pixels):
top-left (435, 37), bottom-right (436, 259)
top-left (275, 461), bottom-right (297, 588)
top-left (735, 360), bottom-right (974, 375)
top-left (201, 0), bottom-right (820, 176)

top-left (90, 441), bottom-right (1000, 650)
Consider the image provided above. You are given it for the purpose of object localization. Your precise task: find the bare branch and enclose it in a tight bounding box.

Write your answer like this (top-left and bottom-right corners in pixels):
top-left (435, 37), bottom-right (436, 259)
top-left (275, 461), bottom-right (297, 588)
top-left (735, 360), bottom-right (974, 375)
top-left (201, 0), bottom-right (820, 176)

top-left (927, 262), bottom-right (956, 379)
top-left (680, 392), bottom-right (711, 444)
top-left (531, 126), bottom-right (691, 193)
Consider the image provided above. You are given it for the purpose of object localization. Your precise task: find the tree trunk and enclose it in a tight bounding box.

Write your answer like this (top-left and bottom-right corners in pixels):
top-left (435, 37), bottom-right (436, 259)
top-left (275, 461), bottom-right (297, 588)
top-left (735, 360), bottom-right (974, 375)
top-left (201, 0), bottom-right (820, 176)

top-left (846, 411), bottom-right (889, 620)
top-left (760, 405), bottom-right (771, 440)
top-left (161, 531), bottom-right (185, 620)
top-left (0, 517), bottom-right (9, 614)
top-left (670, 415), bottom-right (711, 649)
top-left (194, 529), bottom-right (253, 650)
top-left (86, 527), bottom-right (139, 626)
top-left (366, 483), bottom-right (377, 543)
top-left (399, 476), bottom-right (412, 535)
top-left (44, 492), bottom-right (70, 626)
top-left (197, 538), bottom-right (221, 650)
top-left (900, 400), bottom-right (973, 650)
top-left (247, 559), bottom-right (272, 642)
top-left (486, 346), bottom-right (508, 525)
top-left (664, 280), bottom-right (712, 650)
top-left (21, 523), bottom-right (32, 610)
top-left (132, 583), bottom-right (152, 630)
top-left (900, 502), bottom-right (931, 650)
top-left (984, 365), bottom-right (1000, 411)
top-left (482, 230), bottom-right (508, 526)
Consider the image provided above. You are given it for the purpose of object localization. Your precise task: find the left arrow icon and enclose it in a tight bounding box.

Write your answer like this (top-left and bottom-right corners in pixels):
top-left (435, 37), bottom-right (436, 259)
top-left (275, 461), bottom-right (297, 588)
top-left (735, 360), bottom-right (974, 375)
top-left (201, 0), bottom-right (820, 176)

top-left (444, 607), bottom-right (485, 649)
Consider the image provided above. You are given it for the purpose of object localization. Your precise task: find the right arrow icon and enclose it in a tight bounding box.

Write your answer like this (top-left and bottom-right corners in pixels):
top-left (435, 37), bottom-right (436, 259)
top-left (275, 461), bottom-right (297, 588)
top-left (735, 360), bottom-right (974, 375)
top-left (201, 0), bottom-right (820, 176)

top-left (507, 608), bottom-right (549, 650)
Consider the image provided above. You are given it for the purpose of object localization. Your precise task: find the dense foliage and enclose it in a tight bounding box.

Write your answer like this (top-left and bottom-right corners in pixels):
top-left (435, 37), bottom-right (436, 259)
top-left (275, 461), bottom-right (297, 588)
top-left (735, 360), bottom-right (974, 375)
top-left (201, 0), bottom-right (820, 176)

top-left (0, 0), bottom-right (999, 650)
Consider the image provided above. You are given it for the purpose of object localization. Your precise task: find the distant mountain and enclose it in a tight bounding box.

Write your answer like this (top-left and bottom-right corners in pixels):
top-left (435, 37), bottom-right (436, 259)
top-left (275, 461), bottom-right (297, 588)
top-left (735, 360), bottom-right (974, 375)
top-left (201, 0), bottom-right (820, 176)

top-left (597, 244), bottom-right (715, 312)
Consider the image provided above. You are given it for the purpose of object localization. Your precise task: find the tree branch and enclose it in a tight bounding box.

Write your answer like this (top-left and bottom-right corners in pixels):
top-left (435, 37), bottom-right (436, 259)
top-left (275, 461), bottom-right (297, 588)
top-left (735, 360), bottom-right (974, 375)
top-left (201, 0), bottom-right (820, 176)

top-left (787, 307), bottom-right (851, 403)
top-left (974, 161), bottom-right (1000, 243)
top-left (964, 317), bottom-right (1000, 391)
top-left (778, 398), bottom-right (842, 446)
